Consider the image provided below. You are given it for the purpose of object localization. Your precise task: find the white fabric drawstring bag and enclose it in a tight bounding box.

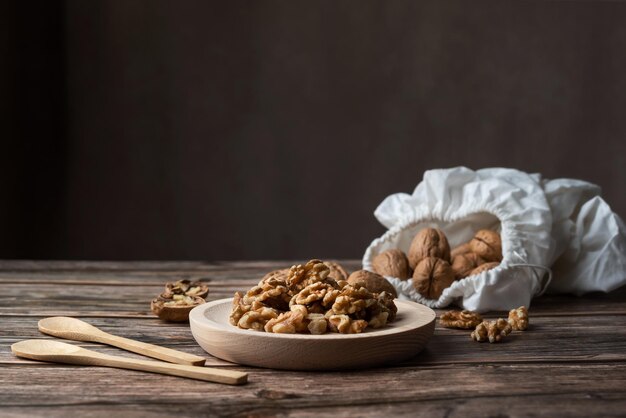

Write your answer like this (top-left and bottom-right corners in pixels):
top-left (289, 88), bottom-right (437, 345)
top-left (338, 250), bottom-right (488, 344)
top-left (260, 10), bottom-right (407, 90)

top-left (362, 167), bottom-right (626, 312)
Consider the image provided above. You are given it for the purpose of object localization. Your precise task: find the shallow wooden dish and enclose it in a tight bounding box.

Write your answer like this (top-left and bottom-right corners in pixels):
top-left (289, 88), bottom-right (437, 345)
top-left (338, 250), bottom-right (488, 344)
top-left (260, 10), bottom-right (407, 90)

top-left (189, 298), bottom-right (436, 370)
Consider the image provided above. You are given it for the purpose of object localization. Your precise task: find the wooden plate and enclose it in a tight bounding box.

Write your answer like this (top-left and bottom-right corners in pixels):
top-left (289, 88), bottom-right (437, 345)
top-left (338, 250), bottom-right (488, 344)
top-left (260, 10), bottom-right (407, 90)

top-left (189, 298), bottom-right (436, 370)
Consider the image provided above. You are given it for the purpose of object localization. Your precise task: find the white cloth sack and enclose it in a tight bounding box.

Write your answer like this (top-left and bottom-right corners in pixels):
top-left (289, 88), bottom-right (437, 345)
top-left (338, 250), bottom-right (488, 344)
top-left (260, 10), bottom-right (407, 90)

top-left (362, 167), bottom-right (626, 312)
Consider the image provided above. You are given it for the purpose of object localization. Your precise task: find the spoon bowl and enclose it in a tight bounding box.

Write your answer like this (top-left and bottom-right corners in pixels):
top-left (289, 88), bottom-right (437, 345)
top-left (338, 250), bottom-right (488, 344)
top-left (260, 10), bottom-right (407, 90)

top-left (39, 316), bottom-right (105, 338)
top-left (12, 339), bottom-right (82, 358)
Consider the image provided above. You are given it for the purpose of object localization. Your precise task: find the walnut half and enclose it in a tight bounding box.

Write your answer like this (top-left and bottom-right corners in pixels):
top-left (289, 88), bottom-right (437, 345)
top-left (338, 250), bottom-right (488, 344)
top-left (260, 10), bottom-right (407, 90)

top-left (508, 306), bottom-right (529, 331)
top-left (471, 319), bottom-right (512, 343)
top-left (440, 310), bottom-right (483, 329)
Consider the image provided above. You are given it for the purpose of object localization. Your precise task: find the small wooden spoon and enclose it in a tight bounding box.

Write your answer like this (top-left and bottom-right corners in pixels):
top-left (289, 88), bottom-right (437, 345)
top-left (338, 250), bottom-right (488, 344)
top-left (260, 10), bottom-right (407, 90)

top-left (39, 316), bottom-right (206, 366)
top-left (11, 340), bottom-right (247, 385)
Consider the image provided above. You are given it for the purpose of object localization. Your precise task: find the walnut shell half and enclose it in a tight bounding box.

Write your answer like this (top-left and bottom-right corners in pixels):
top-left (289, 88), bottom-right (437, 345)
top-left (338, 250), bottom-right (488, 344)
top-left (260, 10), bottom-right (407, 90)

top-left (151, 295), bottom-right (206, 322)
top-left (372, 249), bottom-right (410, 280)
top-left (412, 257), bottom-right (455, 300)
top-left (408, 228), bottom-right (451, 268)
top-left (347, 270), bottom-right (397, 298)
top-left (151, 279), bottom-right (209, 322)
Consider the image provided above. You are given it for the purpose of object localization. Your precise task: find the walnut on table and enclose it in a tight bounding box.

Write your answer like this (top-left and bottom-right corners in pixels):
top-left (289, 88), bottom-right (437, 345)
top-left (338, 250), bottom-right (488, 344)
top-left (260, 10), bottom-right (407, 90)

top-left (508, 306), bottom-right (529, 331)
top-left (440, 310), bottom-right (483, 329)
top-left (471, 318), bottom-right (512, 343)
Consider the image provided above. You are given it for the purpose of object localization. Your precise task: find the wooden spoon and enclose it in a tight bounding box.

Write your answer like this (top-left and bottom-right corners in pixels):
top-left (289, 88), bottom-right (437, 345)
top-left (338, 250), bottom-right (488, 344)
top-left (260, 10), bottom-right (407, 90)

top-left (11, 339), bottom-right (247, 385)
top-left (38, 316), bottom-right (206, 366)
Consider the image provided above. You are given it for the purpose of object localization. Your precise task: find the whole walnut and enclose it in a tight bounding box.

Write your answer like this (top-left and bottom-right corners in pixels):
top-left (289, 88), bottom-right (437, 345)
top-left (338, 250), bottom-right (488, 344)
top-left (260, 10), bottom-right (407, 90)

top-left (469, 261), bottom-right (500, 275)
top-left (347, 270), bottom-right (397, 298)
top-left (451, 252), bottom-right (484, 279)
top-left (412, 257), bottom-right (455, 300)
top-left (324, 261), bottom-right (349, 281)
top-left (372, 249), bottom-right (410, 280)
top-left (469, 230), bottom-right (502, 262)
top-left (450, 243), bottom-right (472, 259)
top-left (408, 228), bottom-right (451, 268)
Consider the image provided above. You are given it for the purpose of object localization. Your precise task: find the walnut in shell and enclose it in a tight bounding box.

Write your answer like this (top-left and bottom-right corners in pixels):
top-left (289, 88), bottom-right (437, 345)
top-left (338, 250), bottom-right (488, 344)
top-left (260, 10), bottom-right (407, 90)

top-left (469, 261), bottom-right (500, 276)
top-left (347, 270), bottom-right (397, 297)
top-left (469, 229), bottom-right (502, 262)
top-left (372, 249), bottom-right (410, 280)
top-left (450, 243), bottom-right (472, 259)
top-left (151, 279), bottom-right (209, 322)
top-left (324, 261), bottom-right (349, 281)
top-left (412, 257), bottom-right (455, 300)
top-left (451, 252), bottom-right (484, 279)
top-left (408, 228), bottom-right (451, 268)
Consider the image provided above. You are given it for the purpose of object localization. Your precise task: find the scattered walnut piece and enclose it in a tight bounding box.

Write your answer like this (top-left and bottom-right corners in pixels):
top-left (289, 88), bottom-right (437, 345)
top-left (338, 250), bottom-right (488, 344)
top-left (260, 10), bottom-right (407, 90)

top-left (440, 310), bottom-right (483, 329)
top-left (471, 319), bottom-right (512, 343)
top-left (508, 306), bottom-right (529, 331)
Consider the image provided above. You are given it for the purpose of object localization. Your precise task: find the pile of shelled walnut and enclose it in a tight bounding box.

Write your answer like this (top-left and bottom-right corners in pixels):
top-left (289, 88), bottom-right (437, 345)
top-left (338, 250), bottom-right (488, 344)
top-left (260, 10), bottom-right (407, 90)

top-left (229, 259), bottom-right (398, 334)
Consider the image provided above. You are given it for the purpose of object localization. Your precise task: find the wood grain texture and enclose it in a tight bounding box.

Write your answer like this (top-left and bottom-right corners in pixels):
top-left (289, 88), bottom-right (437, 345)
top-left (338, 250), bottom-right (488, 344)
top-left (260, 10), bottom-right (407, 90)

top-left (1, 260), bottom-right (625, 417)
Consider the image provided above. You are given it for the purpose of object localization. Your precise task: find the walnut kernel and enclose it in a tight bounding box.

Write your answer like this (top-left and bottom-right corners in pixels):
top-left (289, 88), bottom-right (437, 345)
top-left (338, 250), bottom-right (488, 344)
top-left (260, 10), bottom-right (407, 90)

top-left (508, 306), bottom-right (529, 331)
top-left (471, 319), bottom-right (512, 343)
top-left (440, 310), bottom-right (483, 329)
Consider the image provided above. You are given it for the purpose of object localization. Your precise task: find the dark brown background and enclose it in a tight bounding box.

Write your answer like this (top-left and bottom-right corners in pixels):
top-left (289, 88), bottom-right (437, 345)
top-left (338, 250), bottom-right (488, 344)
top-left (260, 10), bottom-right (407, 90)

top-left (1, 1), bottom-right (625, 260)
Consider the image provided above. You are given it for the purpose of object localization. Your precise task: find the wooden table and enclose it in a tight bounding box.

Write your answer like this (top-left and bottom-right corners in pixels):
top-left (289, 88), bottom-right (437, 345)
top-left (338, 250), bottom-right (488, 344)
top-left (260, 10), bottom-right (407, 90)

top-left (2, 261), bottom-right (626, 417)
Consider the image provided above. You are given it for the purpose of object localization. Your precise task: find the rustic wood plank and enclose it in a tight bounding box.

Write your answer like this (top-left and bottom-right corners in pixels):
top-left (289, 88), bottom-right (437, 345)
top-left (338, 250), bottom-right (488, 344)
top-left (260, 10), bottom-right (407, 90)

top-left (2, 392), bottom-right (625, 418)
top-left (2, 278), bottom-right (625, 318)
top-left (1, 261), bottom-right (625, 417)
top-left (0, 260), bottom-right (362, 273)
top-left (0, 261), bottom-right (623, 318)
top-left (0, 363), bottom-right (624, 416)
top-left (2, 315), bottom-right (625, 366)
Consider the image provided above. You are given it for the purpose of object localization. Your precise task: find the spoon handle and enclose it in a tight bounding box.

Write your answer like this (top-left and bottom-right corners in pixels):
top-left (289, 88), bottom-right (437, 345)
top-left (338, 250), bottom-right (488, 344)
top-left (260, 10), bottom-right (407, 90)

top-left (87, 352), bottom-right (247, 385)
top-left (95, 333), bottom-right (206, 366)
